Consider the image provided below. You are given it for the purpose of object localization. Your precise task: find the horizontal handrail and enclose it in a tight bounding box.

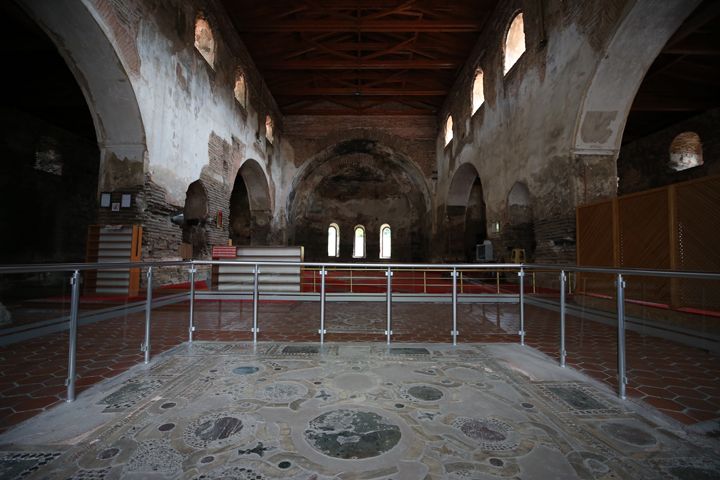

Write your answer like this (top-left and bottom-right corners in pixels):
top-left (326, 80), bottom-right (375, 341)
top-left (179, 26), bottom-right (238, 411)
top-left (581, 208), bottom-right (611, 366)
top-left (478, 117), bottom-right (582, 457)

top-left (0, 259), bottom-right (718, 281)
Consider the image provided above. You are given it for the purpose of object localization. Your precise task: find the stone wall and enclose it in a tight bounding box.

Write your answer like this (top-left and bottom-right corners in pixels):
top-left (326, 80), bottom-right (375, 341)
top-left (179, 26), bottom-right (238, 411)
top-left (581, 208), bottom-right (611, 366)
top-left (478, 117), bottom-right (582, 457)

top-left (434, 0), bottom-right (638, 263)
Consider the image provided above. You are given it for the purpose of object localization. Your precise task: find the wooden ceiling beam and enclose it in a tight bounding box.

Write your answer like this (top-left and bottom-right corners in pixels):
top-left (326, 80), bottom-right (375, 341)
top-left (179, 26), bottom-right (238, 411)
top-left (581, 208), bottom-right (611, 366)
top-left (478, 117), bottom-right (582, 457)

top-left (259, 58), bottom-right (462, 69)
top-left (273, 87), bottom-right (446, 96)
top-left (234, 19), bottom-right (483, 33)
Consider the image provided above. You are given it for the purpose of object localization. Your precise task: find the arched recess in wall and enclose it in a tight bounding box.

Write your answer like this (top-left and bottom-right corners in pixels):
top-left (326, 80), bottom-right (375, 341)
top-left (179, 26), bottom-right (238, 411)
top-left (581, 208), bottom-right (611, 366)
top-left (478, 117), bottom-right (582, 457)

top-left (288, 139), bottom-right (431, 262)
top-left (229, 159), bottom-right (272, 246)
top-left (17, 0), bottom-right (147, 189)
top-left (573, 0), bottom-right (700, 168)
top-left (1, 1), bottom-right (146, 266)
top-left (506, 182), bottom-right (535, 261)
top-left (182, 180), bottom-right (209, 258)
top-left (446, 163), bottom-right (487, 261)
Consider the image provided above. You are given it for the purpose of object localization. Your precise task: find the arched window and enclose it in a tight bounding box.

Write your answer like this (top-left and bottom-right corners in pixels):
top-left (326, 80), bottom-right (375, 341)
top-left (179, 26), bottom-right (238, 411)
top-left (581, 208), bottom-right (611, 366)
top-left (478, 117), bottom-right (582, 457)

top-left (472, 69), bottom-right (485, 114)
top-left (504, 12), bottom-right (526, 75)
top-left (353, 225), bottom-right (365, 258)
top-left (444, 115), bottom-right (454, 146)
top-left (327, 223), bottom-right (340, 257)
top-left (669, 132), bottom-right (703, 171)
top-left (194, 16), bottom-right (215, 68)
top-left (265, 115), bottom-right (274, 143)
top-left (379, 224), bottom-right (391, 259)
top-left (234, 71), bottom-right (247, 108)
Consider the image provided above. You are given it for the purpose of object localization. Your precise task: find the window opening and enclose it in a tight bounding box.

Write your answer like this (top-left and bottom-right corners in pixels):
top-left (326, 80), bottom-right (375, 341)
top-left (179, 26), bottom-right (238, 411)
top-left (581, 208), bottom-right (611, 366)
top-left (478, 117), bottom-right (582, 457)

top-left (194, 17), bottom-right (215, 68)
top-left (472, 69), bottom-right (485, 114)
top-left (353, 225), bottom-right (365, 258)
top-left (669, 132), bottom-right (703, 171)
top-left (265, 115), bottom-right (274, 143)
top-left (379, 224), bottom-right (391, 259)
top-left (234, 72), bottom-right (247, 108)
top-left (327, 223), bottom-right (339, 257)
top-left (444, 116), bottom-right (454, 146)
top-left (504, 13), bottom-right (526, 74)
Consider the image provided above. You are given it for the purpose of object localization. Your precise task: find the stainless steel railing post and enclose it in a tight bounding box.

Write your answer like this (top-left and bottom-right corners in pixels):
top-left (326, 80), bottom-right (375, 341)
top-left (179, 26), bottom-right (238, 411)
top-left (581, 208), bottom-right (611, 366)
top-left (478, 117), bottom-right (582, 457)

top-left (143, 266), bottom-right (153, 364)
top-left (188, 265), bottom-right (197, 342)
top-left (616, 273), bottom-right (627, 399)
top-left (385, 267), bottom-right (393, 345)
top-left (560, 270), bottom-right (567, 367)
top-left (65, 270), bottom-right (81, 402)
top-left (252, 265), bottom-right (259, 344)
top-left (518, 267), bottom-right (525, 346)
top-left (451, 268), bottom-right (458, 345)
top-left (319, 266), bottom-right (327, 344)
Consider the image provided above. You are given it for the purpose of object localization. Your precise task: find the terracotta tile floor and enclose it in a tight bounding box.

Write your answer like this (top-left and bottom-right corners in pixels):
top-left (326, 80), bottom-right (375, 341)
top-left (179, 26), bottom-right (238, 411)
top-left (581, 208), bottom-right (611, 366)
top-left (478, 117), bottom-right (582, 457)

top-left (1, 298), bottom-right (718, 434)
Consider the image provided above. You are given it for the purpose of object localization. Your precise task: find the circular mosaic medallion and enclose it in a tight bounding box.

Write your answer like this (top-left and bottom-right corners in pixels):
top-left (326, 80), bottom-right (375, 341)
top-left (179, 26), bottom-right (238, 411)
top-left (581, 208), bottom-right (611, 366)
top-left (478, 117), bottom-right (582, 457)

top-left (233, 366), bottom-right (260, 375)
top-left (407, 385), bottom-right (443, 401)
top-left (305, 409), bottom-right (401, 459)
top-left (97, 448), bottom-right (119, 460)
top-left (261, 382), bottom-right (308, 402)
top-left (184, 413), bottom-right (256, 449)
top-left (452, 417), bottom-right (517, 451)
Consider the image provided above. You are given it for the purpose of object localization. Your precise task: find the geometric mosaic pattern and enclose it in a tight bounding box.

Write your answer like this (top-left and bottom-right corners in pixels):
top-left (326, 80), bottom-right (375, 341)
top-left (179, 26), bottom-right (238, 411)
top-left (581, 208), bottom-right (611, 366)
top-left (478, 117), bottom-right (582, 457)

top-left (0, 341), bottom-right (718, 479)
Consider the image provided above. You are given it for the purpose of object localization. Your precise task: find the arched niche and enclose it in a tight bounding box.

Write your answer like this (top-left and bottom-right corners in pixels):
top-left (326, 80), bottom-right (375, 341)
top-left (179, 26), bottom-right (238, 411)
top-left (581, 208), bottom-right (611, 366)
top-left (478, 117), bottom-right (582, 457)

top-left (17, 0), bottom-right (147, 191)
top-left (289, 139), bottom-right (431, 261)
top-left (229, 159), bottom-right (271, 245)
top-left (182, 180), bottom-right (209, 257)
top-left (505, 182), bottom-right (535, 260)
top-left (446, 163), bottom-right (487, 261)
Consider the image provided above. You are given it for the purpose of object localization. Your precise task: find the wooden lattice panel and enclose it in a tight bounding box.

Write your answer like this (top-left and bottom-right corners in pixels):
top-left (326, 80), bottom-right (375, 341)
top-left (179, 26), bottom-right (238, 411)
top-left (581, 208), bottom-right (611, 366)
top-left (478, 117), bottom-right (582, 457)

top-left (676, 177), bottom-right (720, 309)
top-left (575, 200), bottom-right (615, 296)
top-left (617, 190), bottom-right (670, 304)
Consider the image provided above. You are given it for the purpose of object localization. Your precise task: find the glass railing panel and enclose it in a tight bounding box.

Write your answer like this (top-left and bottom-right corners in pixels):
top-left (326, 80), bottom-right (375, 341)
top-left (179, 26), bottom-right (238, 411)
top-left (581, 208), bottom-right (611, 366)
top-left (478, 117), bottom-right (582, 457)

top-left (563, 272), bottom-right (618, 387)
top-left (524, 268), bottom-right (563, 363)
top-left (624, 274), bottom-right (720, 425)
top-left (0, 271), bottom-right (71, 433)
top-left (75, 267), bottom-right (143, 398)
top-left (456, 267), bottom-right (520, 343)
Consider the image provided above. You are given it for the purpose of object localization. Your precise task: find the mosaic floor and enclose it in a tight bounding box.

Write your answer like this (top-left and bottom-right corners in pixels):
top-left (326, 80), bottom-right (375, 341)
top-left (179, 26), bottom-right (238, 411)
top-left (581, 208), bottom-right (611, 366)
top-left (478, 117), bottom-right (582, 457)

top-left (1, 342), bottom-right (718, 479)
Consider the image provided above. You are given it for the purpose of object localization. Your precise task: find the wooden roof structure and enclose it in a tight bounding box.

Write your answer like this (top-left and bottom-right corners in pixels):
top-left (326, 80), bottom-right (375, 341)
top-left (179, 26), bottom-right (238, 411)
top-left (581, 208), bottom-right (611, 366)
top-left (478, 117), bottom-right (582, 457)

top-left (222, 0), bottom-right (498, 115)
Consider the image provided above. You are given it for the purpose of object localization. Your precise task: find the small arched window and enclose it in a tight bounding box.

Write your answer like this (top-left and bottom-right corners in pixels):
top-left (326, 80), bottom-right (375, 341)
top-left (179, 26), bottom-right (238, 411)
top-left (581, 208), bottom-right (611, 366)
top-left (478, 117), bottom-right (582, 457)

top-left (327, 223), bottom-right (340, 257)
top-left (504, 12), bottom-right (526, 75)
top-left (194, 16), bottom-right (215, 68)
top-left (265, 115), bottom-right (274, 143)
top-left (353, 225), bottom-right (365, 258)
top-left (444, 115), bottom-right (454, 146)
top-left (379, 224), bottom-right (391, 259)
top-left (669, 132), bottom-right (703, 171)
top-left (472, 69), bottom-right (485, 114)
top-left (234, 71), bottom-right (247, 108)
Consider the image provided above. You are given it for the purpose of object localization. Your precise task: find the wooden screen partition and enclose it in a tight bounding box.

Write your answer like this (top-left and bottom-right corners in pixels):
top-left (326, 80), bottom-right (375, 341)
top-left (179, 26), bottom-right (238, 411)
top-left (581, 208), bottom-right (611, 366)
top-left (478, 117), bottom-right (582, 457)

top-left (85, 225), bottom-right (143, 296)
top-left (676, 177), bottom-right (720, 309)
top-left (576, 175), bottom-right (720, 310)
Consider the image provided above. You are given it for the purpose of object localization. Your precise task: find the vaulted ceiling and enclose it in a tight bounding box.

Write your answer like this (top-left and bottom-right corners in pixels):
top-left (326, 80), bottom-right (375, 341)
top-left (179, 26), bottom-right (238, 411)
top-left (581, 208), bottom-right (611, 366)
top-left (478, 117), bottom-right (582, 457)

top-left (222, 0), bottom-right (499, 115)
top-left (623, 0), bottom-right (720, 143)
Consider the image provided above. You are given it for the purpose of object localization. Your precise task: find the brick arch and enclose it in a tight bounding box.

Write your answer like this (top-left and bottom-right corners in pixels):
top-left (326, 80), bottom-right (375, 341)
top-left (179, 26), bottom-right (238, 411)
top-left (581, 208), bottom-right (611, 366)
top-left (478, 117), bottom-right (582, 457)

top-left (17, 0), bottom-right (147, 191)
top-left (573, 0), bottom-right (700, 156)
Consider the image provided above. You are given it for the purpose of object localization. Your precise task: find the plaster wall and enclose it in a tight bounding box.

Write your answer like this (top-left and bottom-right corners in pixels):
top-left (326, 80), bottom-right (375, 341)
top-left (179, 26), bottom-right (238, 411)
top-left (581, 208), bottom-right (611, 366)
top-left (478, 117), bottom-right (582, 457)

top-left (436, 0), bottom-right (698, 263)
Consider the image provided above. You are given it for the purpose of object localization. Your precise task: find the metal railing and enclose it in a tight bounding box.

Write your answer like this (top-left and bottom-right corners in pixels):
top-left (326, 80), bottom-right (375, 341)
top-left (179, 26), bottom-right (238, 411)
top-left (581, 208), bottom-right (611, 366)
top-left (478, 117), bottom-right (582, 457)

top-left (1, 260), bottom-right (719, 404)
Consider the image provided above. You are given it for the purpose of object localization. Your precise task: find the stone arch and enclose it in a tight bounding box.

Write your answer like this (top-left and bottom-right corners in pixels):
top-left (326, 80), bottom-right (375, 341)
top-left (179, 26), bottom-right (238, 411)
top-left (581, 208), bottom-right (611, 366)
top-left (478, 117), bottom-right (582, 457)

top-left (447, 163), bottom-right (487, 261)
top-left (289, 139), bottom-right (431, 261)
top-left (229, 159), bottom-right (272, 245)
top-left (505, 182), bottom-right (535, 261)
top-left (573, 0), bottom-right (700, 157)
top-left (17, 0), bottom-right (147, 192)
top-left (183, 180), bottom-right (209, 258)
